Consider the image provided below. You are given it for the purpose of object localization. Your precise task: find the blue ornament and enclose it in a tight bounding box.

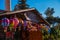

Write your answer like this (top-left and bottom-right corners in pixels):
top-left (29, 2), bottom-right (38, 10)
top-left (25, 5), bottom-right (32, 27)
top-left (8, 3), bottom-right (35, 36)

top-left (1, 17), bottom-right (10, 27)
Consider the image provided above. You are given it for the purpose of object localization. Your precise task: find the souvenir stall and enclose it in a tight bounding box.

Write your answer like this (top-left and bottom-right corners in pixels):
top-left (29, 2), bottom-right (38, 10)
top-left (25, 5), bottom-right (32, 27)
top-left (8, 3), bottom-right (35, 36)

top-left (0, 8), bottom-right (50, 40)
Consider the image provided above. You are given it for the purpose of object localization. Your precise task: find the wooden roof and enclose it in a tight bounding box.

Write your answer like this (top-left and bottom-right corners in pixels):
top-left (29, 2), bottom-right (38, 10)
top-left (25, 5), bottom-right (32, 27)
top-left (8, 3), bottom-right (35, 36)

top-left (0, 8), bottom-right (50, 26)
top-left (0, 10), bottom-right (7, 13)
top-left (0, 8), bottom-right (35, 16)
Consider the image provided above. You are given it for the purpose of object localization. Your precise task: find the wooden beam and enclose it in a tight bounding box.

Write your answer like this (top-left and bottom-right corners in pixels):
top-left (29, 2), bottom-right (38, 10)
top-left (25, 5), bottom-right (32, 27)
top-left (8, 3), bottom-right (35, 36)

top-left (0, 8), bottom-right (35, 16)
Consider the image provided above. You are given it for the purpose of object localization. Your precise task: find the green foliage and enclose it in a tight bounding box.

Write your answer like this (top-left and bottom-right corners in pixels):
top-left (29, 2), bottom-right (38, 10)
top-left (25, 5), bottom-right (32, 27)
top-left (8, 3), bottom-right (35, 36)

top-left (44, 7), bottom-right (60, 40)
top-left (44, 7), bottom-right (60, 25)
top-left (44, 7), bottom-right (55, 17)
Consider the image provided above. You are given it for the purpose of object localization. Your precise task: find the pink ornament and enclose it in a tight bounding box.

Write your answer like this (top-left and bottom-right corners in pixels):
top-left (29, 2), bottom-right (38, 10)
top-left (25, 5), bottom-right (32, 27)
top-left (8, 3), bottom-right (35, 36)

top-left (13, 18), bottom-right (19, 29)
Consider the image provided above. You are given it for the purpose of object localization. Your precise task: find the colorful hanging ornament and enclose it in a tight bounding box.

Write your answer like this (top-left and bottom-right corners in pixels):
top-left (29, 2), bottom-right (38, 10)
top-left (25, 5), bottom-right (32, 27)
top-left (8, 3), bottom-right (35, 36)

top-left (23, 20), bottom-right (27, 30)
top-left (1, 17), bottom-right (10, 27)
top-left (24, 20), bottom-right (27, 27)
top-left (9, 18), bottom-right (14, 30)
top-left (13, 17), bottom-right (19, 29)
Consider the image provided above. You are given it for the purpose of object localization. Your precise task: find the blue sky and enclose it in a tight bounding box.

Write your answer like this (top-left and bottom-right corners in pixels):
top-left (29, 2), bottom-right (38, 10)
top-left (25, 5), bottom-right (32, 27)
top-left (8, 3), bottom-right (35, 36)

top-left (0, 0), bottom-right (60, 17)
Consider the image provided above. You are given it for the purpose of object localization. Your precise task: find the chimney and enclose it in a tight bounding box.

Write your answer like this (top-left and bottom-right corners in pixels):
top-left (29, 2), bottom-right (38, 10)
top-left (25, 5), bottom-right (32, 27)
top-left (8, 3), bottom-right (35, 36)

top-left (5, 0), bottom-right (10, 11)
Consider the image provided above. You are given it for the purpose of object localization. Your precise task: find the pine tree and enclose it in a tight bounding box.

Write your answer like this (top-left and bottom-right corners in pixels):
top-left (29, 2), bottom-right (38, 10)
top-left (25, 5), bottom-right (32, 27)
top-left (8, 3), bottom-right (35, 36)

top-left (14, 0), bottom-right (29, 10)
top-left (44, 7), bottom-right (55, 17)
top-left (44, 7), bottom-right (60, 24)
top-left (44, 7), bottom-right (60, 40)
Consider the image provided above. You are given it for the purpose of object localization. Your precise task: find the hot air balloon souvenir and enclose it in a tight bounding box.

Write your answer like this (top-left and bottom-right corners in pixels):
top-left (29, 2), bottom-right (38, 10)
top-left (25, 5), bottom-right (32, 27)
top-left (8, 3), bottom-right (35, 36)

top-left (18, 18), bottom-right (24, 28)
top-left (18, 18), bottom-right (22, 23)
top-left (9, 18), bottom-right (14, 31)
top-left (23, 20), bottom-right (27, 30)
top-left (1, 17), bottom-right (10, 27)
top-left (18, 18), bottom-right (23, 27)
top-left (27, 21), bottom-right (32, 31)
top-left (13, 17), bottom-right (19, 29)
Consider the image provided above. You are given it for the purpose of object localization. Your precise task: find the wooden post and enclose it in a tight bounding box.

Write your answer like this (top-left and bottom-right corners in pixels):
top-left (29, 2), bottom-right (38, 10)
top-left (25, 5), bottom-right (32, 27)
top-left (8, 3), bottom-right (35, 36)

top-left (5, 0), bottom-right (10, 11)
